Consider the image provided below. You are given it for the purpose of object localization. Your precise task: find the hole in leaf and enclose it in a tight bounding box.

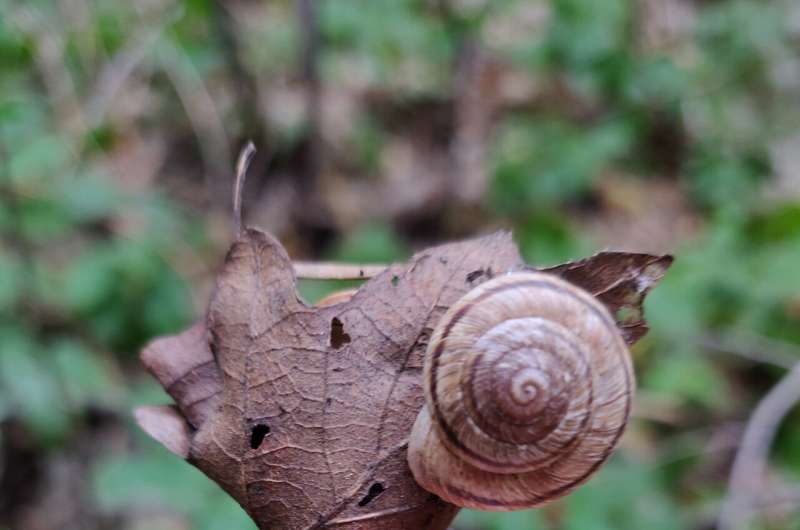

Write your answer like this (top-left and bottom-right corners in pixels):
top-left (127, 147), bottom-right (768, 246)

top-left (466, 269), bottom-right (484, 283)
top-left (391, 275), bottom-right (399, 287)
top-left (358, 482), bottom-right (386, 507)
top-left (250, 423), bottom-right (270, 449)
top-left (330, 317), bottom-right (351, 349)
top-left (615, 306), bottom-right (641, 325)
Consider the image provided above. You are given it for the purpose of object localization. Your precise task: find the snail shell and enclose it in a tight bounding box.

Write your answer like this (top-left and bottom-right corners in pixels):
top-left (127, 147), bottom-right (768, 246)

top-left (407, 271), bottom-right (634, 510)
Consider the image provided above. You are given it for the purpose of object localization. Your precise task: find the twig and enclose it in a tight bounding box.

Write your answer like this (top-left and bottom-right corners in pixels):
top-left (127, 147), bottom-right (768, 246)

top-left (717, 361), bottom-right (800, 530)
top-left (294, 0), bottom-right (327, 226)
top-left (14, 5), bottom-right (84, 134)
top-left (293, 262), bottom-right (388, 280)
top-left (450, 39), bottom-right (493, 204)
top-left (700, 332), bottom-right (797, 370)
top-left (156, 38), bottom-right (232, 202)
top-left (436, 0), bottom-right (494, 204)
top-left (84, 17), bottom-right (175, 128)
top-left (297, 0), bottom-right (322, 167)
top-left (233, 142), bottom-right (256, 237)
top-left (211, 0), bottom-right (266, 146)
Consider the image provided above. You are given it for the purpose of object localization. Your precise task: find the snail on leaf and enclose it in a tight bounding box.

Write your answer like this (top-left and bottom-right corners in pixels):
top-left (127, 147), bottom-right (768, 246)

top-left (135, 145), bottom-right (672, 530)
top-left (408, 272), bottom-right (633, 510)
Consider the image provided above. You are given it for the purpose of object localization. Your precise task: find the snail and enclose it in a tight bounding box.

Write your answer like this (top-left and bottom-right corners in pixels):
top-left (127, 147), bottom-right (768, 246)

top-left (407, 271), bottom-right (634, 510)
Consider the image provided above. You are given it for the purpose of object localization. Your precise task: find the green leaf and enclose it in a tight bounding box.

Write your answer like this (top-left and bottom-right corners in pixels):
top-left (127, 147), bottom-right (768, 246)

top-left (546, 0), bottom-right (629, 70)
top-left (61, 245), bottom-right (119, 314)
top-left (455, 509), bottom-right (544, 530)
top-left (16, 194), bottom-right (72, 241)
top-left (334, 222), bottom-right (408, 263)
top-left (0, 250), bottom-right (23, 313)
top-left (490, 118), bottom-right (632, 214)
top-left (56, 175), bottom-right (122, 223)
top-left (562, 455), bottom-right (684, 530)
top-left (685, 144), bottom-right (768, 210)
top-left (320, 0), bottom-right (453, 90)
top-left (516, 211), bottom-right (589, 267)
top-left (51, 339), bottom-right (122, 409)
top-left (297, 279), bottom-right (361, 306)
top-left (0, 327), bottom-right (71, 442)
top-left (92, 442), bottom-right (256, 530)
top-left (8, 134), bottom-right (73, 187)
top-left (141, 270), bottom-right (193, 337)
top-left (643, 352), bottom-right (729, 409)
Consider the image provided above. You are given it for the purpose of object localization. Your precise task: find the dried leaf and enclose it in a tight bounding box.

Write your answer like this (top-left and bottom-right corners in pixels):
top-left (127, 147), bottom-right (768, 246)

top-left (134, 405), bottom-right (191, 458)
top-left (140, 321), bottom-right (222, 429)
top-left (137, 229), bottom-right (671, 530)
top-left (542, 252), bottom-right (674, 344)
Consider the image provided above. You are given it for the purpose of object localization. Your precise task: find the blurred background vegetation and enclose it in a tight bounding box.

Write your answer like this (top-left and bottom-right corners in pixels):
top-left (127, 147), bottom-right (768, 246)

top-left (2, 0), bottom-right (800, 529)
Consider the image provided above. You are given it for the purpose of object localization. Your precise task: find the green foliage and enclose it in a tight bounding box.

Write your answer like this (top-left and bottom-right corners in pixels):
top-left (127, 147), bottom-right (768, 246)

top-left (0, 3), bottom-right (225, 519)
top-left (321, 0), bottom-right (454, 91)
top-left (299, 222), bottom-right (408, 303)
top-left (559, 456), bottom-right (685, 530)
top-left (92, 436), bottom-right (256, 530)
top-left (516, 211), bottom-right (589, 266)
top-left (333, 221), bottom-right (409, 263)
top-left (457, 508), bottom-right (545, 530)
top-left (0, 327), bottom-right (69, 443)
top-left (645, 353), bottom-right (730, 410)
top-left (490, 117), bottom-right (632, 214)
top-left (2, 0), bottom-right (800, 528)
top-left (455, 455), bottom-right (685, 530)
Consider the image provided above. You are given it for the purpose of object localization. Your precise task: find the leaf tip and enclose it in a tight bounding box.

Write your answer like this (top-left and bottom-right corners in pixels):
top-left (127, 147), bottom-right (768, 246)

top-left (134, 405), bottom-right (191, 459)
top-left (642, 254), bottom-right (675, 288)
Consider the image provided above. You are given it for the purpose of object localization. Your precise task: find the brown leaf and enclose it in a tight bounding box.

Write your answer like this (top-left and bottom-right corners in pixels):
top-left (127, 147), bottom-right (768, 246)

top-left (137, 230), bottom-right (671, 530)
top-left (542, 252), bottom-right (674, 344)
top-left (140, 321), bottom-right (222, 429)
top-left (187, 229), bottom-right (521, 529)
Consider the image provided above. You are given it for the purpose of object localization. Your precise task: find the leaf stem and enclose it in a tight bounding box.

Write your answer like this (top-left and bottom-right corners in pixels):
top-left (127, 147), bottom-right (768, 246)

top-left (293, 262), bottom-right (388, 280)
top-left (233, 141), bottom-right (256, 236)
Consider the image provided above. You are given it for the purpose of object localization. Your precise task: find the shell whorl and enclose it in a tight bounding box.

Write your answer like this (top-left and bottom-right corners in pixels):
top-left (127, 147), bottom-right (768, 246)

top-left (407, 271), bottom-right (634, 510)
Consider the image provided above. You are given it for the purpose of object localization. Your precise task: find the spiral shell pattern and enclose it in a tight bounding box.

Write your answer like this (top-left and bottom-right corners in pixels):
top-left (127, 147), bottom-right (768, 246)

top-left (407, 272), bottom-right (633, 510)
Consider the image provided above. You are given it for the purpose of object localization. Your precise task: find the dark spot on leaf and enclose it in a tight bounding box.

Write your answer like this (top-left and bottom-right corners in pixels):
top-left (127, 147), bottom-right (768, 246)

top-left (330, 317), bottom-right (351, 349)
top-left (250, 423), bottom-right (270, 449)
top-left (391, 275), bottom-right (399, 287)
top-left (466, 269), bottom-right (487, 283)
top-left (358, 482), bottom-right (386, 507)
top-left (325, 397), bottom-right (332, 406)
top-left (249, 481), bottom-right (269, 497)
